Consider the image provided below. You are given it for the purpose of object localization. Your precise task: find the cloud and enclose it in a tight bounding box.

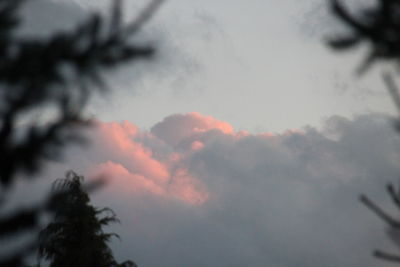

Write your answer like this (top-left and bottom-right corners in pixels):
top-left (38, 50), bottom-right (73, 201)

top-left (151, 112), bottom-right (234, 147)
top-left (44, 112), bottom-right (399, 266)
top-left (83, 113), bottom-right (257, 206)
top-left (7, 112), bottom-right (395, 265)
top-left (84, 119), bottom-right (209, 205)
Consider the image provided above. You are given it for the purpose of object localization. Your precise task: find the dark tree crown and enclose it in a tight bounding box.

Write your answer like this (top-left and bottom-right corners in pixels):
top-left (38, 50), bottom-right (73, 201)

top-left (38, 171), bottom-right (136, 267)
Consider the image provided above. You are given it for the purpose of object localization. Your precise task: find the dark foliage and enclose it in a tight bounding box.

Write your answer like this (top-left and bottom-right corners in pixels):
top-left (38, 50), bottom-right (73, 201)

top-left (38, 171), bottom-right (136, 267)
top-left (0, 0), bottom-right (163, 266)
top-left (328, 0), bottom-right (400, 263)
top-left (0, 0), bottom-right (162, 187)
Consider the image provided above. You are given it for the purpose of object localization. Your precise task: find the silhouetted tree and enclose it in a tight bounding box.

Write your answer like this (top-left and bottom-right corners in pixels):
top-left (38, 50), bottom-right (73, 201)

top-left (38, 171), bottom-right (136, 267)
top-left (0, 0), bottom-right (163, 265)
top-left (328, 0), bottom-right (400, 263)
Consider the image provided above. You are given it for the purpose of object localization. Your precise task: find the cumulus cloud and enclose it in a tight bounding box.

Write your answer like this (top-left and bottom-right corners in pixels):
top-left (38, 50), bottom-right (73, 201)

top-left (151, 112), bottom-right (234, 147)
top-left (82, 113), bottom-right (260, 206)
top-left (84, 118), bottom-right (209, 205)
top-left (45, 112), bottom-right (399, 266)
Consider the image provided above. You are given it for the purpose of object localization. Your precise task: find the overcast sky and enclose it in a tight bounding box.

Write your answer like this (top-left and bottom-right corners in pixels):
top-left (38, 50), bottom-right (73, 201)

top-left (8, 0), bottom-right (400, 266)
top-left (60, 0), bottom-right (395, 132)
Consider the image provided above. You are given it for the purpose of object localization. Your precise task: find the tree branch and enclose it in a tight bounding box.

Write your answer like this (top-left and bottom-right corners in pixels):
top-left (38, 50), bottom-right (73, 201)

top-left (359, 194), bottom-right (400, 228)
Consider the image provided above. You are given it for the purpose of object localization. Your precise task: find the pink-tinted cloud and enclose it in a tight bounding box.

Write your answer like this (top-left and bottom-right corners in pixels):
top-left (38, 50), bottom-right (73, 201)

top-left (89, 118), bottom-right (210, 205)
top-left (191, 141), bottom-right (205, 151)
top-left (91, 161), bottom-right (208, 205)
top-left (97, 121), bottom-right (169, 183)
top-left (86, 113), bottom-right (301, 206)
top-left (93, 161), bottom-right (166, 196)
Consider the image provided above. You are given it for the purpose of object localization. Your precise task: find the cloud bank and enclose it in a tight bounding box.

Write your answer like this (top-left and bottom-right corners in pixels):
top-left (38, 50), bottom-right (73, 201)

top-left (47, 112), bottom-right (399, 267)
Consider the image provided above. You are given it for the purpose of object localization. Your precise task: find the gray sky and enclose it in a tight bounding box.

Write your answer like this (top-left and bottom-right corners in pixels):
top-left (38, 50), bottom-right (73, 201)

top-left (8, 0), bottom-right (400, 266)
top-left (77, 0), bottom-right (395, 133)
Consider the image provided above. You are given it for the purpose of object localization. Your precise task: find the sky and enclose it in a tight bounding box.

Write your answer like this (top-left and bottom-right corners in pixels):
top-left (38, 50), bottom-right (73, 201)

top-left (6, 0), bottom-right (400, 266)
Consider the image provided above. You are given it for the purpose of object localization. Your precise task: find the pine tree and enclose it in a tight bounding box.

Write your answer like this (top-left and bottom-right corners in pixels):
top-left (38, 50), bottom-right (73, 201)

top-left (38, 171), bottom-right (136, 267)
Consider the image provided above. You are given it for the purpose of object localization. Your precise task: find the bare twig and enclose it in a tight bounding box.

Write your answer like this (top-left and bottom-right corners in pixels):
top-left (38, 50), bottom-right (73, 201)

top-left (359, 194), bottom-right (400, 228)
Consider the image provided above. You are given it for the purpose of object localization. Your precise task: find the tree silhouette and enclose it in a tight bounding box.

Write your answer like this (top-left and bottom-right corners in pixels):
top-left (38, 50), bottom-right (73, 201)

top-left (0, 0), bottom-right (163, 265)
top-left (38, 171), bottom-right (136, 267)
top-left (328, 0), bottom-right (400, 263)
top-left (0, 0), bottom-right (163, 187)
